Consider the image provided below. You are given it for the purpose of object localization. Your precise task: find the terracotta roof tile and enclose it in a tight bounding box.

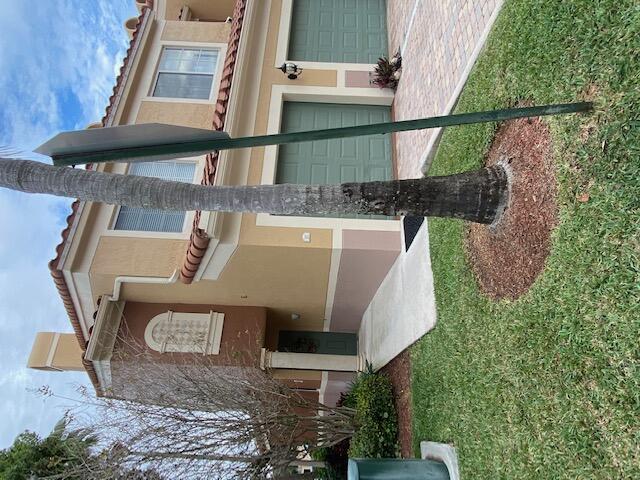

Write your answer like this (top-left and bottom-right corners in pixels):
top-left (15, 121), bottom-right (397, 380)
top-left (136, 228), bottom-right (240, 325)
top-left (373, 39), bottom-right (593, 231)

top-left (102, 2), bottom-right (153, 126)
top-left (179, 0), bottom-right (247, 284)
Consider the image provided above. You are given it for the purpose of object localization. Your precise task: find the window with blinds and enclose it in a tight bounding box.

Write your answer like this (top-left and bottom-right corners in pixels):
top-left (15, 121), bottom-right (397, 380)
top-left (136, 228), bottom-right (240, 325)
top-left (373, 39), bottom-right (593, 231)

top-left (114, 161), bottom-right (196, 232)
top-left (152, 47), bottom-right (219, 100)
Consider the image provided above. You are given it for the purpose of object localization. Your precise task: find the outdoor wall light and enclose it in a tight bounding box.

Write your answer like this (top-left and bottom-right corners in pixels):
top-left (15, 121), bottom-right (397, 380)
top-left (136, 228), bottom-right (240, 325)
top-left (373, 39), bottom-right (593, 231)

top-left (278, 62), bottom-right (303, 80)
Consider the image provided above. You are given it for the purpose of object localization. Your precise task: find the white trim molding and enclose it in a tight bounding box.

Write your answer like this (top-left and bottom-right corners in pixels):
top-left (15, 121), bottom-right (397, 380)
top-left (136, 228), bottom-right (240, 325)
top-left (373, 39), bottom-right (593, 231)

top-left (144, 310), bottom-right (225, 355)
top-left (45, 333), bottom-right (61, 369)
top-left (197, 0), bottom-right (266, 282)
top-left (85, 296), bottom-right (125, 394)
top-left (260, 348), bottom-right (363, 372)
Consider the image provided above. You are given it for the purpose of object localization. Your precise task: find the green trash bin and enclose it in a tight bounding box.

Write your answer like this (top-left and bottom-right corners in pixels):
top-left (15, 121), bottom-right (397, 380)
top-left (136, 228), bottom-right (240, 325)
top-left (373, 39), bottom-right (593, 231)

top-left (348, 458), bottom-right (450, 480)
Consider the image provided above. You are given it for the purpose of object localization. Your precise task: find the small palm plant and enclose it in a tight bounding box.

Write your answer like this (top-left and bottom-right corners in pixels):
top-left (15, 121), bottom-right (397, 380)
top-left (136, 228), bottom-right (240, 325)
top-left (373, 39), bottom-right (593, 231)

top-left (370, 51), bottom-right (402, 90)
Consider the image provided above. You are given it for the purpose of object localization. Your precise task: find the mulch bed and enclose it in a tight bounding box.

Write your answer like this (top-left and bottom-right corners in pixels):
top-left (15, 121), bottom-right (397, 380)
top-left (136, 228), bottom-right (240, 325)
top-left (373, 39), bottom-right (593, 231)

top-left (380, 115), bottom-right (557, 457)
top-left (465, 115), bottom-right (558, 300)
top-left (380, 349), bottom-right (414, 458)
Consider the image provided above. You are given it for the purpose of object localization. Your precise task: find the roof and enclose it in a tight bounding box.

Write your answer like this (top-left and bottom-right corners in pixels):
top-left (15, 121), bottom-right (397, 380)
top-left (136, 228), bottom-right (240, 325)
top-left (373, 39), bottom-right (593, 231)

top-left (103, 3), bottom-right (153, 126)
top-left (179, 0), bottom-right (247, 284)
top-left (50, 200), bottom-right (108, 396)
top-left (48, 0), bottom-right (247, 394)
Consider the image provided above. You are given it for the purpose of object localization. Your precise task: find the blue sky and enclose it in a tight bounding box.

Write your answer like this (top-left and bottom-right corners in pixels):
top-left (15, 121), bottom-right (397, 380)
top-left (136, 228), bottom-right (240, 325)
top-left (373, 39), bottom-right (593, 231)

top-left (0, 0), bottom-right (137, 448)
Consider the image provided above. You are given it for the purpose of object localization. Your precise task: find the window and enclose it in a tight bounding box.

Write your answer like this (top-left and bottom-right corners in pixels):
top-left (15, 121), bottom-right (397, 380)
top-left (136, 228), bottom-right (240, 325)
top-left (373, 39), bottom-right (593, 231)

top-left (144, 311), bottom-right (225, 355)
top-left (152, 47), bottom-right (219, 100)
top-left (114, 161), bottom-right (196, 232)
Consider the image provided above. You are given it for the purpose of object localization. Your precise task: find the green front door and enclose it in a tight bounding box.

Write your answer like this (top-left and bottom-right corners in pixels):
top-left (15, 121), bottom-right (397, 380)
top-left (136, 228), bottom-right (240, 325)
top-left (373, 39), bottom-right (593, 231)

top-left (278, 331), bottom-right (358, 356)
top-left (288, 0), bottom-right (388, 63)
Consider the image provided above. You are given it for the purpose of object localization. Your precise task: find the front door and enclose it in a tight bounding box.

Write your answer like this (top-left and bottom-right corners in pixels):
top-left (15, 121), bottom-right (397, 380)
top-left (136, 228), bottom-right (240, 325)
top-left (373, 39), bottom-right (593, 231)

top-left (278, 330), bottom-right (358, 356)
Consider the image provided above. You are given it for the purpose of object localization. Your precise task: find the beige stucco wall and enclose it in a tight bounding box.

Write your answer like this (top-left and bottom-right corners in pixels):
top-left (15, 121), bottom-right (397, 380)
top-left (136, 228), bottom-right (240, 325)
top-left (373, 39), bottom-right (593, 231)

top-left (99, 0), bottom-right (385, 333)
top-left (119, 244), bottom-right (330, 334)
top-left (162, 20), bottom-right (230, 43)
top-left (89, 236), bottom-right (187, 301)
top-left (136, 101), bottom-right (215, 128)
top-left (73, 1), bottom-right (392, 373)
top-left (163, 0), bottom-right (236, 22)
top-left (87, 0), bottom-right (339, 283)
top-left (27, 333), bottom-right (85, 371)
top-left (91, 237), bottom-right (186, 277)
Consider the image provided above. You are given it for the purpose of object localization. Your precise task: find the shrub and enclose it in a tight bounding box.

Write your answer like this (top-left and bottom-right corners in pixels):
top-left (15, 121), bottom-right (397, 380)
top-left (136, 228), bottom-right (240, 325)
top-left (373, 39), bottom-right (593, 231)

top-left (311, 369), bottom-right (399, 479)
top-left (347, 369), bottom-right (399, 459)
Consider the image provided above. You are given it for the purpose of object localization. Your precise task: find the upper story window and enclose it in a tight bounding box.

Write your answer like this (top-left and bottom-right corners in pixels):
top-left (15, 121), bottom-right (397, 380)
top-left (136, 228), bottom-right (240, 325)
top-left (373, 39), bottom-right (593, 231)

top-left (152, 47), bottom-right (219, 100)
top-left (114, 161), bottom-right (196, 233)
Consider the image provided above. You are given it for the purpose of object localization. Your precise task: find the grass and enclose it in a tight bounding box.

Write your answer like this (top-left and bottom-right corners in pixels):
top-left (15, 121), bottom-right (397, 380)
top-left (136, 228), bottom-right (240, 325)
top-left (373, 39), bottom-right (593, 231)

top-left (410, 0), bottom-right (640, 478)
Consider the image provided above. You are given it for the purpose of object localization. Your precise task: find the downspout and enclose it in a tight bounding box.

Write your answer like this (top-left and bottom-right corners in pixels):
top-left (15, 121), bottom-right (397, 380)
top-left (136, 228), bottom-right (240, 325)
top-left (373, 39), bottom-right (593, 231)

top-left (110, 269), bottom-right (179, 301)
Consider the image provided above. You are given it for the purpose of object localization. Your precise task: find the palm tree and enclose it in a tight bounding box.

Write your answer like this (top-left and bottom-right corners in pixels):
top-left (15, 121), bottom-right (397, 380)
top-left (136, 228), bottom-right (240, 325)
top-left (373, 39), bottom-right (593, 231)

top-left (0, 158), bottom-right (509, 224)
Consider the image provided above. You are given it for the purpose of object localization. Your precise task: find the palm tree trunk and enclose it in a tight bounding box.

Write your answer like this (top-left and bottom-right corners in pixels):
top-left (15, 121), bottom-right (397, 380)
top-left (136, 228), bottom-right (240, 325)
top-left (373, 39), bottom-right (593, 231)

top-left (0, 158), bottom-right (508, 224)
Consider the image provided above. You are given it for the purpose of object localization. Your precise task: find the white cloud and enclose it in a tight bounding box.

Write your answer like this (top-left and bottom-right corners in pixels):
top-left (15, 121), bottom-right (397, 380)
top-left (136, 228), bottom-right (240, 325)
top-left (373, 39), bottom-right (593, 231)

top-left (0, 189), bottom-right (90, 446)
top-left (0, 0), bottom-right (133, 150)
top-left (0, 0), bottom-right (137, 447)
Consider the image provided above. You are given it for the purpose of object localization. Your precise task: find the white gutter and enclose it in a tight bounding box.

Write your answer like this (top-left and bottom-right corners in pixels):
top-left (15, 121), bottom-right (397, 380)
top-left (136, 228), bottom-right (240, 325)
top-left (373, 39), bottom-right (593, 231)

top-left (110, 269), bottom-right (179, 301)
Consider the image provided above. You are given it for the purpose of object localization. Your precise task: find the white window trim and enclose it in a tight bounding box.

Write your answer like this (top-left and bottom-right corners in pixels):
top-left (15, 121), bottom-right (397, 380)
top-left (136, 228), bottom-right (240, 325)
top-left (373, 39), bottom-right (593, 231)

top-left (104, 156), bottom-right (204, 239)
top-left (257, 84), bottom-right (400, 232)
top-left (144, 40), bottom-right (228, 104)
top-left (145, 310), bottom-right (225, 355)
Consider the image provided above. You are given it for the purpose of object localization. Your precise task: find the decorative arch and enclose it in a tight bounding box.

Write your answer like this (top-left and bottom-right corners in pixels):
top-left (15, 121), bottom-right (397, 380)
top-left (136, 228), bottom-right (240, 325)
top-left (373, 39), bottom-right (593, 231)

top-left (144, 310), bottom-right (224, 355)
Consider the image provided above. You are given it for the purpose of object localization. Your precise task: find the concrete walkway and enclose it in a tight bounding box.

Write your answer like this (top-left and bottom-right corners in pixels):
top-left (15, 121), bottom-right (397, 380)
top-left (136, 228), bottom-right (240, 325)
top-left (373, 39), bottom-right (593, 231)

top-left (358, 1), bottom-right (505, 369)
top-left (359, 220), bottom-right (436, 370)
top-left (389, 0), bottom-right (504, 179)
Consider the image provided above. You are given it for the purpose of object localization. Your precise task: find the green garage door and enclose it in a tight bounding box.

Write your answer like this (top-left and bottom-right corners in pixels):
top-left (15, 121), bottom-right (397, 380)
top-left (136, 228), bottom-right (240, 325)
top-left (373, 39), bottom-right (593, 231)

top-left (288, 0), bottom-right (388, 64)
top-left (277, 102), bottom-right (393, 187)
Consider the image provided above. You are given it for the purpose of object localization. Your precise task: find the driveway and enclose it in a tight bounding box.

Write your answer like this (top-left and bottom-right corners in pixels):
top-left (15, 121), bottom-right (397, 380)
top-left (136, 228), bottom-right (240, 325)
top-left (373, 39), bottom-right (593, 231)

top-left (389, 0), bottom-right (504, 179)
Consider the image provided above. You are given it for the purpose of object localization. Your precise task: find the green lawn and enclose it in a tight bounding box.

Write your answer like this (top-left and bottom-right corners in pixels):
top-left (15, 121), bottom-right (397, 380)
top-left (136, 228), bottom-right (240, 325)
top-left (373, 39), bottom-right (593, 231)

top-left (410, 0), bottom-right (639, 478)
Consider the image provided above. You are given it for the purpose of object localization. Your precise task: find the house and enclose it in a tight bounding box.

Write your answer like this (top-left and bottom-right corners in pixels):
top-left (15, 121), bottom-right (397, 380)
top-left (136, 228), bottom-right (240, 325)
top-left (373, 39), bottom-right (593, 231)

top-left (27, 0), bottom-right (401, 407)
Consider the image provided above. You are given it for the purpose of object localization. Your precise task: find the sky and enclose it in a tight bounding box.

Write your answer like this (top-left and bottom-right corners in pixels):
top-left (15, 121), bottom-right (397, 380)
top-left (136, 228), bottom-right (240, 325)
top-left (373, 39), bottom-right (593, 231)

top-left (0, 0), bottom-right (137, 448)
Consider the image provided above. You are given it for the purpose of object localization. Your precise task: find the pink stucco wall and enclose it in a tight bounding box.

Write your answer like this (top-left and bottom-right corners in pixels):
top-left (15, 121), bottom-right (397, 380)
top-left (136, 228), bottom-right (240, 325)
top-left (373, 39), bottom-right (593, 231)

top-left (329, 229), bottom-right (400, 333)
